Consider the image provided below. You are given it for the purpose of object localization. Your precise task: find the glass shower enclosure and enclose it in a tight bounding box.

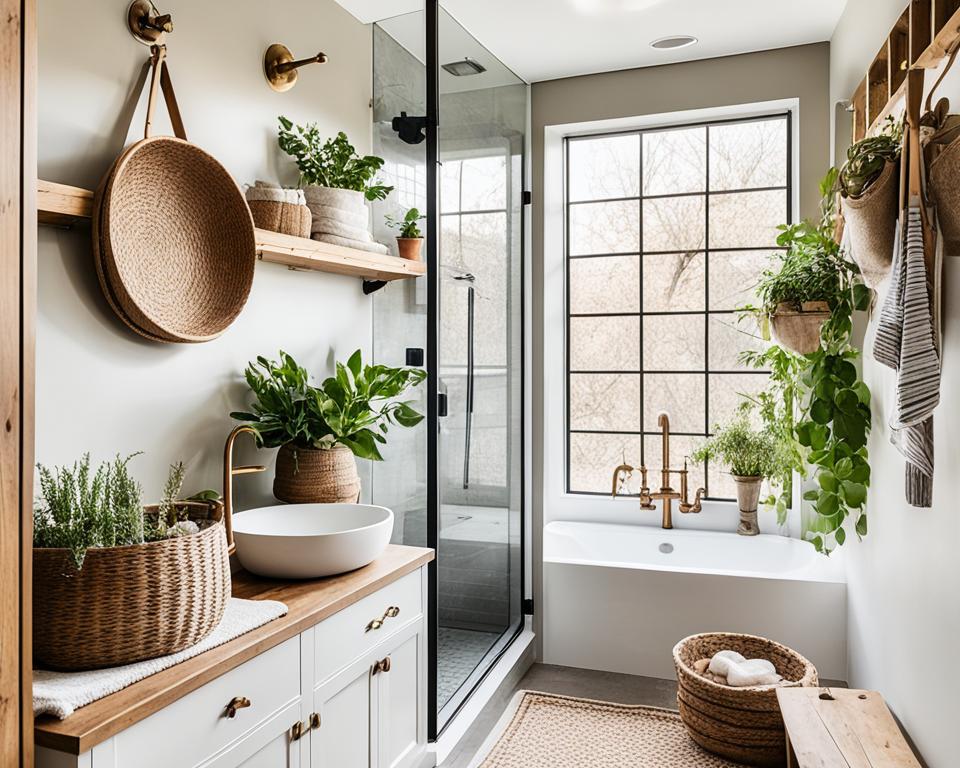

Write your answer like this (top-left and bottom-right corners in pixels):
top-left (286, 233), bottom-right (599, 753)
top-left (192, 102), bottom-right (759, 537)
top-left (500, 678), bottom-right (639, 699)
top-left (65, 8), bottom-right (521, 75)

top-left (370, 2), bottom-right (526, 738)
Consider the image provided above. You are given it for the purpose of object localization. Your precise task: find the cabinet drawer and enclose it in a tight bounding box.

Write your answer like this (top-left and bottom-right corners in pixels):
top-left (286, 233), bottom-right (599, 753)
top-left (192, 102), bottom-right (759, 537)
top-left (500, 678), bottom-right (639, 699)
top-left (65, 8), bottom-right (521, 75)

top-left (112, 636), bottom-right (301, 768)
top-left (314, 569), bottom-right (422, 685)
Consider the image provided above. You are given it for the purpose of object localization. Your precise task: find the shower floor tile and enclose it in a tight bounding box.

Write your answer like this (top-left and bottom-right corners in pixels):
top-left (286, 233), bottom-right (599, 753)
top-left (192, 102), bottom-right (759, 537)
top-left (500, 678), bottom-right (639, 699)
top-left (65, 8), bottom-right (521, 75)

top-left (438, 627), bottom-right (501, 708)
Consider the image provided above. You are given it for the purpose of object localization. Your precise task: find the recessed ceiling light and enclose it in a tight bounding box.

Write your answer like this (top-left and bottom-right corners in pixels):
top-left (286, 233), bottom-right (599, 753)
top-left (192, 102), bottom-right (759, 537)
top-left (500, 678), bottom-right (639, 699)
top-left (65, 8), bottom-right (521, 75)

top-left (650, 35), bottom-right (698, 50)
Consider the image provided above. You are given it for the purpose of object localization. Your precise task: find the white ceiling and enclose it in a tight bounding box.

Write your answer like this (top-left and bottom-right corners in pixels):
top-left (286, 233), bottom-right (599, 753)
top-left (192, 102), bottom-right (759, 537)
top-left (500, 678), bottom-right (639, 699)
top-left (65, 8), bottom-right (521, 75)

top-left (335, 0), bottom-right (848, 83)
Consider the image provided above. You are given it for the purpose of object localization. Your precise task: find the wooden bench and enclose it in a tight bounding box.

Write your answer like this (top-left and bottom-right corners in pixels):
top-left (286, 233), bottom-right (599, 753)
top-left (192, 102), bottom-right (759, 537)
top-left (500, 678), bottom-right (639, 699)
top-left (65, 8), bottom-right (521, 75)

top-left (776, 688), bottom-right (922, 767)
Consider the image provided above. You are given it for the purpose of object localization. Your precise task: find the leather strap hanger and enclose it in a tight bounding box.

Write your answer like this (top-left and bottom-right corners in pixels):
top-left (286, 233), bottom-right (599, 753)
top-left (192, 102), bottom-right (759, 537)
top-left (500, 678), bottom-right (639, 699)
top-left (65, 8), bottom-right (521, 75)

top-left (144, 44), bottom-right (187, 141)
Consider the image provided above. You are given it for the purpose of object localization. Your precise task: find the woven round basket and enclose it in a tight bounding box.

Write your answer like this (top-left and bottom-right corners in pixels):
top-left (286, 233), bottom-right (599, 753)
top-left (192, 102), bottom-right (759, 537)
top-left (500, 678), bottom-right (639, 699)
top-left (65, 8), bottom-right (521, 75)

top-left (929, 138), bottom-right (960, 253)
top-left (92, 46), bottom-right (255, 343)
top-left (673, 633), bottom-right (818, 768)
top-left (841, 160), bottom-right (898, 288)
top-left (33, 501), bottom-right (231, 671)
top-left (770, 301), bottom-right (830, 355)
top-left (273, 444), bottom-right (361, 504)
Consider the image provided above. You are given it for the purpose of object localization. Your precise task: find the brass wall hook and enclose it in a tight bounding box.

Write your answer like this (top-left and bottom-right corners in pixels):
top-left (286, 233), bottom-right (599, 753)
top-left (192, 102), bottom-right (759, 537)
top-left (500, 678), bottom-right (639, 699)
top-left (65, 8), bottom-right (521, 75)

top-left (264, 44), bottom-right (328, 92)
top-left (127, 0), bottom-right (172, 46)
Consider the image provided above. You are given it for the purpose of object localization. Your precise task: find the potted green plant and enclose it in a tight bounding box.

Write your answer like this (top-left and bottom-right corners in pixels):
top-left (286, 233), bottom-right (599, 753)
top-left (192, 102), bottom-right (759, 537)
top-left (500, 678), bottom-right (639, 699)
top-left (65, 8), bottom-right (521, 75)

top-left (385, 207), bottom-right (425, 261)
top-left (838, 117), bottom-right (902, 288)
top-left (231, 349), bottom-right (426, 504)
top-left (692, 420), bottom-right (784, 536)
top-left (32, 456), bottom-right (230, 670)
top-left (277, 117), bottom-right (393, 247)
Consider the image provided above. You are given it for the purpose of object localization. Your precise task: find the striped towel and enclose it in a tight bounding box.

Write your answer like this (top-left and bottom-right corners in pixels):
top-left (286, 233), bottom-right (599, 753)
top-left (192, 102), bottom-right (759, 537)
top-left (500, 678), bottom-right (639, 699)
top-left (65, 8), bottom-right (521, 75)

top-left (873, 206), bottom-right (941, 507)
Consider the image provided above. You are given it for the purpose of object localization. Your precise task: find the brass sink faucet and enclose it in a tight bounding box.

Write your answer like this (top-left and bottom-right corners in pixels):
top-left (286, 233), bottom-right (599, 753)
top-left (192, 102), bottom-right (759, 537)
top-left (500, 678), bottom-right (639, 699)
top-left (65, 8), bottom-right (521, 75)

top-left (611, 412), bottom-right (706, 529)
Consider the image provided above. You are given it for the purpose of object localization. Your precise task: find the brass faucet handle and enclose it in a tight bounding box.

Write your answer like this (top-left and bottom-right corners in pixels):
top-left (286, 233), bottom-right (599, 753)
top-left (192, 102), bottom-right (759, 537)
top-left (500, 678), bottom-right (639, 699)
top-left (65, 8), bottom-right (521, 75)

top-left (681, 488), bottom-right (706, 514)
top-left (611, 464), bottom-right (635, 498)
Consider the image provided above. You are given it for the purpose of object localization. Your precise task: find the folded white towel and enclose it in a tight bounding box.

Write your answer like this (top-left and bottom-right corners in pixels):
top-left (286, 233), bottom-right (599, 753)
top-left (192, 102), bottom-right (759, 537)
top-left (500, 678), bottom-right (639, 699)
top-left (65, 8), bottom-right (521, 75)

top-left (708, 650), bottom-right (782, 687)
top-left (33, 597), bottom-right (287, 719)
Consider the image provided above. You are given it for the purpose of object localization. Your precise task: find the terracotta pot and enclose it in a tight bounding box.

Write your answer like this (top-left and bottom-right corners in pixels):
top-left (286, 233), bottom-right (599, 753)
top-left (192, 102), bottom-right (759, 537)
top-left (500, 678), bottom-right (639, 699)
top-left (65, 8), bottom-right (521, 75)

top-left (770, 301), bottom-right (831, 355)
top-left (273, 444), bottom-right (361, 504)
top-left (396, 237), bottom-right (423, 261)
top-left (733, 475), bottom-right (763, 537)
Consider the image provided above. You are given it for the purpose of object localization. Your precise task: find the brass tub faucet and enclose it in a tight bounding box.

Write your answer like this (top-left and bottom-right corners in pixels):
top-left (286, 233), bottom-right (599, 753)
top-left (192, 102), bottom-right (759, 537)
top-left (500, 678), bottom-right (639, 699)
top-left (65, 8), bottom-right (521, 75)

top-left (610, 412), bottom-right (705, 529)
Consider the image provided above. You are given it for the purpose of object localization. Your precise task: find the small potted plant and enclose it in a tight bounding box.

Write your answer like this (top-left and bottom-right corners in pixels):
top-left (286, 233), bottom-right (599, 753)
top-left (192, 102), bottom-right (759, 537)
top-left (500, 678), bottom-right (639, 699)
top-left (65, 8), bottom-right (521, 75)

top-left (33, 456), bottom-right (230, 670)
top-left (385, 207), bottom-right (425, 260)
top-left (277, 116), bottom-right (394, 245)
top-left (231, 349), bottom-right (426, 504)
top-left (692, 419), bottom-right (784, 536)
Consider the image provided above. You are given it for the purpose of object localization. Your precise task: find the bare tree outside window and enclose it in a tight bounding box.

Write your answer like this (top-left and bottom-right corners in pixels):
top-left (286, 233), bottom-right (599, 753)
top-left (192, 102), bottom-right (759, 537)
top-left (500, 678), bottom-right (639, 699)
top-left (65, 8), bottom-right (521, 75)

top-left (565, 114), bottom-right (791, 499)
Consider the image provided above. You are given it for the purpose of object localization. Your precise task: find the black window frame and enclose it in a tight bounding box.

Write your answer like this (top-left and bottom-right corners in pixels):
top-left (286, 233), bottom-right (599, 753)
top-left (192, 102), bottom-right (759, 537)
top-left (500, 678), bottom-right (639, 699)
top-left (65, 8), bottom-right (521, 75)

top-left (564, 111), bottom-right (793, 499)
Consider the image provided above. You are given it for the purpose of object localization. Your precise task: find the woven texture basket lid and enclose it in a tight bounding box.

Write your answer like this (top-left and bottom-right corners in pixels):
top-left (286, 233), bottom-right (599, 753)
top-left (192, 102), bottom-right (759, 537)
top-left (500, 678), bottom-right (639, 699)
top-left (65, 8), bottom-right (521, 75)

top-left (93, 46), bottom-right (255, 343)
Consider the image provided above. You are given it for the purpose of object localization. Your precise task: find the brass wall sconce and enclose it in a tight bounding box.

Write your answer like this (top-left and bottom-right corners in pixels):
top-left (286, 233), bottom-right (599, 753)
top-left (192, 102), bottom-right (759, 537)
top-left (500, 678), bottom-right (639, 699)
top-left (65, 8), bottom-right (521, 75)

top-left (264, 44), bottom-right (328, 92)
top-left (127, 0), bottom-right (173, 46)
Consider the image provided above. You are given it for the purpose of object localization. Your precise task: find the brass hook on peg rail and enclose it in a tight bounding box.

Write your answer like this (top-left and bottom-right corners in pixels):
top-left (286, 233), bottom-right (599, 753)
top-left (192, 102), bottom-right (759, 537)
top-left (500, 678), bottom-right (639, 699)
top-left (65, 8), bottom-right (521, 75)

top-left (264, 44), bottom-right (328, 92)
top-left (127, 0), bottom-right (173, 46)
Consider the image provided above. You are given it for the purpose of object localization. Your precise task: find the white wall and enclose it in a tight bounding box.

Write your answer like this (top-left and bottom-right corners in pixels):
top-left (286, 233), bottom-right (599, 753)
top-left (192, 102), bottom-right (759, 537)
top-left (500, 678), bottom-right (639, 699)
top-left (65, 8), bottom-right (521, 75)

top-left (37, 0), bottom-right (375, 506)
top-left (831, 4), bottom-right (960, 766)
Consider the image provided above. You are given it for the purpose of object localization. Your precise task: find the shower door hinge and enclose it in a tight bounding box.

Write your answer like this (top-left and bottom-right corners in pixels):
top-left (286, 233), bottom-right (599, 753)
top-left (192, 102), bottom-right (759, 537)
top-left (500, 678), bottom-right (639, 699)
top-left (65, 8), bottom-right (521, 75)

top-left (522, 598), bottom-right (535, 616)
top-left (522, 190), bottom-right (532, 206)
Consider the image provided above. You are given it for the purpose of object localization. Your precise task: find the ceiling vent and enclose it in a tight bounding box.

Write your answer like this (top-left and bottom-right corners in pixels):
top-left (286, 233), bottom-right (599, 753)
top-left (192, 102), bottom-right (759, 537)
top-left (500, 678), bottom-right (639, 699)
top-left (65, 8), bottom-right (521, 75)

top-left (442, 58), bottom-right (487, 76)
top-left (650, 35), bottom-right (698, 50)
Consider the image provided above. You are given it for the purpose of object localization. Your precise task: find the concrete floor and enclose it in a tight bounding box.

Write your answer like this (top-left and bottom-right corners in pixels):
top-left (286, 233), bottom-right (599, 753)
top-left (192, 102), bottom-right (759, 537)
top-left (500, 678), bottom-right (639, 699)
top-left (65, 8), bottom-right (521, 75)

top-left (440, 664), bottom-right (678, 768)
top-left (440, 662), bottom-right (847, 767)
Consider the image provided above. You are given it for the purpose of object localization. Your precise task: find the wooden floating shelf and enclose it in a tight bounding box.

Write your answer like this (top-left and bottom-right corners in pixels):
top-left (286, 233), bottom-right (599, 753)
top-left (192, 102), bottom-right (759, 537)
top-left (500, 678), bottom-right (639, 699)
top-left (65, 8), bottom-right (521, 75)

top-left (36, 180), bottom-right (425, 283)
top-left (851, 1), bottom-right (960, 142)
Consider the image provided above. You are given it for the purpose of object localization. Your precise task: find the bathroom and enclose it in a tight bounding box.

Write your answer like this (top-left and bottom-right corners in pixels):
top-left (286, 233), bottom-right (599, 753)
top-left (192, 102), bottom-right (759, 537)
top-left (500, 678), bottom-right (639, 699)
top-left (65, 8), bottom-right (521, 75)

top-left (3, 0), bottom-right (958, 765)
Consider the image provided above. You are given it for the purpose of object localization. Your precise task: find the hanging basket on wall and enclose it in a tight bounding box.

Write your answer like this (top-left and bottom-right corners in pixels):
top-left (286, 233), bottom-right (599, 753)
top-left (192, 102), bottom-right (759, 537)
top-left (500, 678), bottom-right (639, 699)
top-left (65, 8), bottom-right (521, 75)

top-left (841, 159), bottom-right (899, 287)
top-left (769, 301), bottom-right (831, 356)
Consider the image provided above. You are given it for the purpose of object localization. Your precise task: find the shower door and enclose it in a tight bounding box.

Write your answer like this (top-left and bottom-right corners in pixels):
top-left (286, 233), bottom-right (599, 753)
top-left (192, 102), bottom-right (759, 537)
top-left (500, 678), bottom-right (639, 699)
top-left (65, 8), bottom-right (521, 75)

top-left (371, 3), bottom-right (526, 739)
top-left (434, 6), bottom-right (526, 731)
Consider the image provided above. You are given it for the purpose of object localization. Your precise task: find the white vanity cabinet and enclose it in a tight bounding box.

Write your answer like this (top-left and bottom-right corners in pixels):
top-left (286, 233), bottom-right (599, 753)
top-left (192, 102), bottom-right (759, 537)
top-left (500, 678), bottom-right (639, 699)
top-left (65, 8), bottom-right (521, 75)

top-left (35, 551), bottom-right (431, 768)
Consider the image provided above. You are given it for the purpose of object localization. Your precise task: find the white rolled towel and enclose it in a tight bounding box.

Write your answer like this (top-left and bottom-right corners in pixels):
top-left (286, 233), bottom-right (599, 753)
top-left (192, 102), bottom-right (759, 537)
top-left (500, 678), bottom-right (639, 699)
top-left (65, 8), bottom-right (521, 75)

top-left (708, 650), bottom-right (782, 687)
top-left (311, 215), bottom-right (373, 243)
top-left (313, 232), bottom-right (389, 255)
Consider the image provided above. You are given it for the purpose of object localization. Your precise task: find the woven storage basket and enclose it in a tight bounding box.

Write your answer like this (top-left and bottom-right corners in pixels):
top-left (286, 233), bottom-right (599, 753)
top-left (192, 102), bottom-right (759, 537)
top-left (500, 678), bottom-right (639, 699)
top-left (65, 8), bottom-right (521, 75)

top-left (841, 159), bottom-right (899, 287)
top-left (246, 182), bottom-right (311, 238)
top-left (673, 632), bottom-right (818, 768)
top-left (274, 444), bottom-right (361, 504)
top-left (33, 501), bottom-right (231, 671)
top-left (770, 301), bottom-right (830, 355)
top-left (92, 46), bottom-right (255, 343)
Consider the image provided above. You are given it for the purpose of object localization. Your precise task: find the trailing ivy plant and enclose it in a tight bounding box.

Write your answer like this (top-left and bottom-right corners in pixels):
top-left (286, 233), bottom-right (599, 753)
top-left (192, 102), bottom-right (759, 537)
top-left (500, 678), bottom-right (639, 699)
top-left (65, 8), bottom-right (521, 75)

top-left (739, 169), bottom-right (872, 554)
top-left (277, 117), bottom-right (394, 201)
top-left (837, 116), bottom-right (902, 199)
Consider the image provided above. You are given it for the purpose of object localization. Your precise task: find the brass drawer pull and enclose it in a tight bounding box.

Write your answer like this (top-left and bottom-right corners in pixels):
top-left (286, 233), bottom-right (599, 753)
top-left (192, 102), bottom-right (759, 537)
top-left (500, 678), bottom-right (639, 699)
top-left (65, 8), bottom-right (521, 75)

top-left (225, 696), bottom-right (251, 718)
top-left (365, 605), bottom-right (400, 632)
top-left (372, 656), bottom-right (392, 675)
top-left (309, 712), bottom-right (321, 729)
top-left (290, 721), bottom-right (304, 741)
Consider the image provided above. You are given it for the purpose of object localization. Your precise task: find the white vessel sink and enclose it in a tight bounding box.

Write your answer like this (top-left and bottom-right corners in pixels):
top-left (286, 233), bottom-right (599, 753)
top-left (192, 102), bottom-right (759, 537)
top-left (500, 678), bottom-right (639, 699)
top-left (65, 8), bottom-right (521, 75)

top-left (232, 504), bottom-right (394, 579)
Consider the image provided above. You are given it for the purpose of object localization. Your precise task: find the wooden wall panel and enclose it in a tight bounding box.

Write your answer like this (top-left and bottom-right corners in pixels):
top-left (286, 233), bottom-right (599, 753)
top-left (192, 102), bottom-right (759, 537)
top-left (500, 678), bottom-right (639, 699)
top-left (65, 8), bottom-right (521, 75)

top-left (1, 0), bottom-right (35, 765)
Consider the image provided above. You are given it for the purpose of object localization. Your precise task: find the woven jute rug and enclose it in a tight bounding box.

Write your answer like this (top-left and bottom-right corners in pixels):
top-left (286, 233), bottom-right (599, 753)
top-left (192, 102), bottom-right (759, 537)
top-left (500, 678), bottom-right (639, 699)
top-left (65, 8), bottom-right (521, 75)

top-left (472, 691), bottom-right (744, 768)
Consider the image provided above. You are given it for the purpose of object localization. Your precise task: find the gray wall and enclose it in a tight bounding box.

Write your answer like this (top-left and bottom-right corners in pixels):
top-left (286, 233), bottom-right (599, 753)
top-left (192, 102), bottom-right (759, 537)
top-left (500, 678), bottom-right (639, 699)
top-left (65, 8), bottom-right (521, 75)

top-left (529, 43), bottom-right (831, 654)
top-left (37, 0), bottom-right (374, 506)
top-left (831, 3), bottom-right (960, 766)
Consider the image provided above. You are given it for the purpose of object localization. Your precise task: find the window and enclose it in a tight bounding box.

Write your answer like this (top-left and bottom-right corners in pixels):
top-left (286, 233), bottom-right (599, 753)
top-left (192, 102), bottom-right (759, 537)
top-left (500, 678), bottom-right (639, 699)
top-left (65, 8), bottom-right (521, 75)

top-left (564, 114), bottom-right (791, 499)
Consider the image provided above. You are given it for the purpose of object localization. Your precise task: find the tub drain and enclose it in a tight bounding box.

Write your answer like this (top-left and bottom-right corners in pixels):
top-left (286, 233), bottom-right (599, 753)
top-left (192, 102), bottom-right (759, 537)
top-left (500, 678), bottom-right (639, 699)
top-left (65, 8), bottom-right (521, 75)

top-left (659, 542), bottom-right (674, 554)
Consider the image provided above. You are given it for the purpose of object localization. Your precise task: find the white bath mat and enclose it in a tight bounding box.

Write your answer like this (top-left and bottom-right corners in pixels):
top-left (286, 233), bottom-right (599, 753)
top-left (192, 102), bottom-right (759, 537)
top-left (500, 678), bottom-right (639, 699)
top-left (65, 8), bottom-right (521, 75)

top-left (34, 597), bottom-right (287, 719)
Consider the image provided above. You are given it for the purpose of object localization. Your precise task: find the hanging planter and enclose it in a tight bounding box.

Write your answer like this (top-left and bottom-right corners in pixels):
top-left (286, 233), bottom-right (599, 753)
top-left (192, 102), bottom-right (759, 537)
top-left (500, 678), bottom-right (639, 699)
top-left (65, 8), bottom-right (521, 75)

top-left (769, 301), bottom-right (831, 355)
top-left (274, 444), bottom-right (361, 504)
top-left (840, 159), bottom-right (899, 287)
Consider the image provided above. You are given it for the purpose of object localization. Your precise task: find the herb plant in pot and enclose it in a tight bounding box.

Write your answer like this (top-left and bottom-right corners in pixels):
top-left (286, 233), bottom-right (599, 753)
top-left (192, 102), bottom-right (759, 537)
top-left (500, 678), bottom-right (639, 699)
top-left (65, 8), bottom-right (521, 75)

top-left (692, 420), bottom-right (784, 536)
top-left (277, 117), bottom-right (393, 251)
top-left (33, 457), bottom-right (230, 671)
top-left (385, 207), bottom-right (425, 261)
top-left (232, 350), bottom-right (426, 504)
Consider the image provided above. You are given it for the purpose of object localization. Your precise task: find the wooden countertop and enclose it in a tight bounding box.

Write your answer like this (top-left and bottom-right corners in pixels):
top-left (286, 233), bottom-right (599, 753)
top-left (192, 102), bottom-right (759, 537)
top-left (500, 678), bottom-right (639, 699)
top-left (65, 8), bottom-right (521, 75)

top-left (34, 544), bottom-right (434, 755)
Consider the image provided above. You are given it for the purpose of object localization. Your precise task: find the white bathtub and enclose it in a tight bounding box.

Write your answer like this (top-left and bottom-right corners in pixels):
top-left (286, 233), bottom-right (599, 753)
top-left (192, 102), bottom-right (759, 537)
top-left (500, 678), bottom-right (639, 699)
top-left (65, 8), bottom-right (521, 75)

top-left (543, 521), bottom-right (847, 680)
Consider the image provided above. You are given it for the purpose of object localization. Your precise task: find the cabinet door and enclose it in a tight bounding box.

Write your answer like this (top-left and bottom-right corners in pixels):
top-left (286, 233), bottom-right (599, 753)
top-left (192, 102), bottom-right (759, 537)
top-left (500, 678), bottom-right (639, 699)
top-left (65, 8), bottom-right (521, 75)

top-left (311, 655), bottom-right (376, 768)
top-left (375, 621), bottom-right (426, 768)
top-left (200, 700), bottom-right (302, 768)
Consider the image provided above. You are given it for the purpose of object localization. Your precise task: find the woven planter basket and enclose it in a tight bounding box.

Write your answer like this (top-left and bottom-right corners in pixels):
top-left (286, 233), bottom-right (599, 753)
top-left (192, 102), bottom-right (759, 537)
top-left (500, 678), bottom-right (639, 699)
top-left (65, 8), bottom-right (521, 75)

top-left (33, 501), bottom-right (231, 671)
top-left (841, 160), bottom-right (899, 287)
top-left (770, 301), bottom-right (830, 355)
top-left (673, 633), bottom-right (818, 768)
top-left (245, 182), bottom-right (311, 238)
top-left (274, 444), bottom-right (361, 504)
top-left (929, 138), bottom-right (960, 253)
top-left (92, 46), bottom-right (255, 343)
